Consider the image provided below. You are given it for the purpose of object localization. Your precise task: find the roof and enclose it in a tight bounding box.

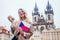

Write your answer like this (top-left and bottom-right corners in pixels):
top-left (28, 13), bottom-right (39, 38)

top-left (45, 0), bottom-right (53, 14)
top-left (0, 26), bottom-right (6, 30)
top-left (0, 26), bottom-right (10, 35)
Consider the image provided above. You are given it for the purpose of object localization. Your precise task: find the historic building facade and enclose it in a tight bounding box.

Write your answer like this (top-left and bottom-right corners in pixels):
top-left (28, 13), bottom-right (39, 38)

top-left (0, 26), bottom-right (10, 40)
top-left (29, 1), bottom-right (60, 40)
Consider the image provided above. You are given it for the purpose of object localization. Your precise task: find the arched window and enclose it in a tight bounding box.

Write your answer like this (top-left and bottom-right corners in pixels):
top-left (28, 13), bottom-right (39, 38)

top-left (48, 15), bottom-right (50, 20)
top-left (40, 27), bottom-right (44, 33)
top-left (35, 17), bottom-right (36, 22)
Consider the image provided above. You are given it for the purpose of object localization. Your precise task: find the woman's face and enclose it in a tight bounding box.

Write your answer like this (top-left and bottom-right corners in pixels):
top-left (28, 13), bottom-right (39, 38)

top-left (8, 16), bottom-right (14, 22)
top-left (18, 9), bottom-right (25, 18)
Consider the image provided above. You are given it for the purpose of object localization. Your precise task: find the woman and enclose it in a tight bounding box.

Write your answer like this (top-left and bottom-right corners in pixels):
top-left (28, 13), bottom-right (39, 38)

top-left (12, 8), bottom-right (33, 40)
top-left (8, 16), bottom-right (16, 40)
top-left (8, 16), bottom-right (15, 34)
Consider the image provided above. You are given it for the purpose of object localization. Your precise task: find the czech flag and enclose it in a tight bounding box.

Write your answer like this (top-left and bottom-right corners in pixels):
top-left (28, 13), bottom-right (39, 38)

top-left (19, 21), bottom-right (31, 32)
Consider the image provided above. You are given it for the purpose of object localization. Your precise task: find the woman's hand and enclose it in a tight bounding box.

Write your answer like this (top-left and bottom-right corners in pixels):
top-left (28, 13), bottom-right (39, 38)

top-left (18, 27), bottom-right (24, 34)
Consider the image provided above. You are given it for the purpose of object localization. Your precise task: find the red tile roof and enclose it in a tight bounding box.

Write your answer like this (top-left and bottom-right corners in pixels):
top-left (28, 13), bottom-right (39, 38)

top-left (0, 26), bottom-right (10, 35)
top-left (0, 26), bottom-right (6, 30)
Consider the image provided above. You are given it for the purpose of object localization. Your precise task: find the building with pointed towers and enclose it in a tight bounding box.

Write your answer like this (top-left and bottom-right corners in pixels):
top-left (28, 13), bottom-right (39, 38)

top-left (29, 0), bottom-right (60, 40)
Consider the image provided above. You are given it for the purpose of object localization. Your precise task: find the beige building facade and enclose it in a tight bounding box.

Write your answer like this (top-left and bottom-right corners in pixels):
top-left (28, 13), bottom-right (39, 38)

top-left (0, 26), bottom-right (10, 40)
top-left (42, 29), bottom-right (60, 40)
top-left (29, 28), bottom-right (60, 40)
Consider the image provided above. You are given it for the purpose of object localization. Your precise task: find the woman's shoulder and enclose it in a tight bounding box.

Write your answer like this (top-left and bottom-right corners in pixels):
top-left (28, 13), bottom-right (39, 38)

top-left (24, 18), bottom-right (32, 24)
top-left (14, 20), bottom-right (20, 25)
top-left (15, 20), bottom-right (20, 22)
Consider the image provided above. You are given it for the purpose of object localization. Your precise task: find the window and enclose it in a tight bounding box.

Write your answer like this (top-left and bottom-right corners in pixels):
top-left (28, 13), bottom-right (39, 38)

top-left (0, 30), bottom-right (2, 32)
top-left (40, 26), bottom-right (44, 33)
top-left (0, 34), bottom-right (2, 38)
top-left (48, 15), bottom-right (50, 20)
top-left (0, 38), bottom-right (1, 40)
top-left (35, 17), bottom-right (36, 22)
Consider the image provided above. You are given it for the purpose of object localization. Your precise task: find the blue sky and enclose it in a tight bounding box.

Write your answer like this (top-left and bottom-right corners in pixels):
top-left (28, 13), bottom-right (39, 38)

top-left (0, 0), bottom-right (60, 30)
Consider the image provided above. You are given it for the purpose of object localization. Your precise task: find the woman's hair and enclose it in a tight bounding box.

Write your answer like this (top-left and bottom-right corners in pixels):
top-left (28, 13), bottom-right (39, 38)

top-left (18, 8), bottom-right (31, 24)
top-left (8, 15), bottom-right (15, 22)
top-left (18, 8), bottom-right (27, 21)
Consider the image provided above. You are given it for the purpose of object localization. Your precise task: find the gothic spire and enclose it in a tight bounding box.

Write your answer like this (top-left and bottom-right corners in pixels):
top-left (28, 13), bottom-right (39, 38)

top-left (32, 2), bottom-right (40, 16)
top-left (34, 3), bottom-right (38, 12)
top-left (45, 0), bottom-right (53, 14)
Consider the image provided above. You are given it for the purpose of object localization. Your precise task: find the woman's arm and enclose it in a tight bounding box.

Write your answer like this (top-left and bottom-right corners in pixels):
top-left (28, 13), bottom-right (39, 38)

top-left (13, 21), bottom-right (24, 35)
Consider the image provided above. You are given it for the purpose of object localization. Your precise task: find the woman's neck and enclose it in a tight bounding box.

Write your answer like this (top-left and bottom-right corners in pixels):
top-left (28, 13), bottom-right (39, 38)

top-left (22, 17), bottom-right (25, 20)
top-left (21, 17), bottom-right (26, 21)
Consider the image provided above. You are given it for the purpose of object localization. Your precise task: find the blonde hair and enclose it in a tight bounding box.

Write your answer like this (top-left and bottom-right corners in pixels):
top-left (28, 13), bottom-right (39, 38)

top-left (18, 8), bottom-right (28, 21)
top-left (18, 8), bottom-right (31, 24)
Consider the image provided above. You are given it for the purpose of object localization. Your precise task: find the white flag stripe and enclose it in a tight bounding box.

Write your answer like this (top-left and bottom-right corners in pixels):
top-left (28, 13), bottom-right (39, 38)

top-left (22, 21), bottom-right (31, 28)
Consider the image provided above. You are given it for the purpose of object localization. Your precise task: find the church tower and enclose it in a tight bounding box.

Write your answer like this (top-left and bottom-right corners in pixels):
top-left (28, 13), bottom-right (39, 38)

top-left (38, 14), bottom-right (46, 33)
top-left (32, 3), bottom-right (40, 24)
top-left (45, 1), bottom-right (55, 29)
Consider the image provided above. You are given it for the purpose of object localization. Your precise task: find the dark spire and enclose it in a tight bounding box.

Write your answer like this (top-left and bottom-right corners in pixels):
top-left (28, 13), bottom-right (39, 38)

top-left (45, 0), bottom-right (53, 14)
top-left (33, 2), bottom-right (40, 16)
top-left (34, 3), bottom-right (38, 12)
top-left (46, 0), bottom-right (52, 10)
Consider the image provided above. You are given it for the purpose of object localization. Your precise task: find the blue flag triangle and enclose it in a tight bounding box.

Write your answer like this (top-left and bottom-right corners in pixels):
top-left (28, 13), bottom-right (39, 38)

top-left (19, 22), bottom-right (24, 26)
